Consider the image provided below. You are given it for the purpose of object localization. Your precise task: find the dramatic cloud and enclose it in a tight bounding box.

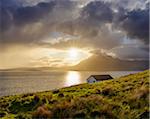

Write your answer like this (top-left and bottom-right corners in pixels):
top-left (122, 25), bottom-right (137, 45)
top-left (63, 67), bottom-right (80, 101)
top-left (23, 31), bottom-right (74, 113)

top-left (1, 0), bottom-right (149, 43)
top-left (80, 1), bottom-right (113, 26)
top-left (0, 0), bottom-right (149, 69)
top-left (0, 0), bottom-right (79, 44)
top-left (119, 8), bottom-right (149, 43)
top-left (14, 1), bottom-right (56, 26)
top-left (106, 45), bottom-right (149, 61)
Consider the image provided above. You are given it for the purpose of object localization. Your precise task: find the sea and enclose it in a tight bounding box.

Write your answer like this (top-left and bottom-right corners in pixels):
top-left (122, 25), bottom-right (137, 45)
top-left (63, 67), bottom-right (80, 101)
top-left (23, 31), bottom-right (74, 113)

top-left (0, 70), bottom-right (140, 97)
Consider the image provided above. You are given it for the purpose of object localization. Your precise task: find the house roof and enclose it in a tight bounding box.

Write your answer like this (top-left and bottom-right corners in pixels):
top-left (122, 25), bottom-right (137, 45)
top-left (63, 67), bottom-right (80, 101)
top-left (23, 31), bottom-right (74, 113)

top-left (89, 75), bottom-right (113, 81)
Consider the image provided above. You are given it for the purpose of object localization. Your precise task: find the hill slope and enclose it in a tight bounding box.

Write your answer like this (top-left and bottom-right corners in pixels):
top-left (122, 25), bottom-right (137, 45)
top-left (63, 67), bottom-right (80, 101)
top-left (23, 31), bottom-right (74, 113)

top-left (0, 70), bottom-right (149, 119)
top-left (71, 55), bottom-right (149, 71)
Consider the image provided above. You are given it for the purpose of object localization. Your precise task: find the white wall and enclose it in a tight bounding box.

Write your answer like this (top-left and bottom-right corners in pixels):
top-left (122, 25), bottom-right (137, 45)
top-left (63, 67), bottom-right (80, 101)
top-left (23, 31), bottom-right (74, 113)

top-left (87, 77), bottom-right (97, 84)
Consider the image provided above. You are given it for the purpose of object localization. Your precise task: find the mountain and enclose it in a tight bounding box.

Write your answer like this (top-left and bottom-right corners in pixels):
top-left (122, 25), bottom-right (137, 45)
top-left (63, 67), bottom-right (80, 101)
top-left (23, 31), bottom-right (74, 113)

top-left (1, 55), bottom-right (148, 72)
top-left (70, 55), bottom-right (149, 71)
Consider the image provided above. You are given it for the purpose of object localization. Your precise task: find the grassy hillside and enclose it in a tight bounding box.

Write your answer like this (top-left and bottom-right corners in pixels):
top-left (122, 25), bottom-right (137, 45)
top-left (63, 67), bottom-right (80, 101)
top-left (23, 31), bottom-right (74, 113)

top-left (0, 70), bottom-right (149, 119)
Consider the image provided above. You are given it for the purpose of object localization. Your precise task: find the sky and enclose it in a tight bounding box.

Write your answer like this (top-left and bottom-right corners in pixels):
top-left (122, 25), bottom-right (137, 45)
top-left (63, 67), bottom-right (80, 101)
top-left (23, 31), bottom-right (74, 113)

top-left (0, 0), bottom-right (149, 69)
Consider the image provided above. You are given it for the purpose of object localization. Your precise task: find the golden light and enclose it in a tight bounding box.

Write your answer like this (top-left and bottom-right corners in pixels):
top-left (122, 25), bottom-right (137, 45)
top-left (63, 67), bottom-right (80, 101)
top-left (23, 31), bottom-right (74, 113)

top-left (66, 47), bottom-right (92, 66)
top-left (30, 47), bottom-right (92, 67)
top-left (69, 48), bottom-right (79, 59)
top-left (65, 71), bottom-right (81, 86)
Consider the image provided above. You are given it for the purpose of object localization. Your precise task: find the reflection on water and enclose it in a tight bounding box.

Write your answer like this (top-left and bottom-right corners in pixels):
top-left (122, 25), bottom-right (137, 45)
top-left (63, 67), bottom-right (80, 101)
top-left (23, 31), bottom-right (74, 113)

top-left (0, 71), bottom-right (139, 97)
top-left (65, 71), bottom-right (81, 86)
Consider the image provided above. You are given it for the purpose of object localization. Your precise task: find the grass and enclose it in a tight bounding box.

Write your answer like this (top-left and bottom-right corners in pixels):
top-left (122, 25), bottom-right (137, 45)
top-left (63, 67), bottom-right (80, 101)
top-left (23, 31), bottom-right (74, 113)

top-left (0, 70), bottom-right (149, 119)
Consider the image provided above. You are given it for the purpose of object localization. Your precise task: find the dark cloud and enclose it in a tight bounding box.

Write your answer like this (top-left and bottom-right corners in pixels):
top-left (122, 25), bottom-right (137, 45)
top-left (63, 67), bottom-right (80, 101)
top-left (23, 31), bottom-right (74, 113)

top-left (0, 7), bottom-right (13, 31)
top-left (14, 1), bottom-right (56, 26)
top-left (0, 0), bottom-right (18, 32)
top-left (0, 0), bottom-right (78, 44)
top-left (120, 8), bottom-right (149, 43)
top-left (107, 45), bottom-right (149, 61)
top-left (0, 0), bottom-right (20, 7)
top-left (1, 0), bottom-right (149, 42)
top-left (0, 0), bottom-right (149, 62)
top-left (80, 1), bottom-right (113, 26)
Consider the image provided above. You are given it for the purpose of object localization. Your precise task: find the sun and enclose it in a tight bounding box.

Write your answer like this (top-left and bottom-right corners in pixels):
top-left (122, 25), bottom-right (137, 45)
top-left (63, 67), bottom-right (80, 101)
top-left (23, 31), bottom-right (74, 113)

top-left (69, 48), bottom-right (79, 59)
top-left (67, 47), bottom-right (91, 65)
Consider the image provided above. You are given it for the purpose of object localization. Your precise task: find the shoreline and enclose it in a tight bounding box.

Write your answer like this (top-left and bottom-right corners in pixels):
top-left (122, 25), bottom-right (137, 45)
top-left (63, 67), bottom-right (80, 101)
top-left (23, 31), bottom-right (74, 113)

top-left (0, 71), bottom-right (141, 97)
top-left (0, 83), bottom-right (87, 98)
top-left (0, 70), bottom-right (149, 118)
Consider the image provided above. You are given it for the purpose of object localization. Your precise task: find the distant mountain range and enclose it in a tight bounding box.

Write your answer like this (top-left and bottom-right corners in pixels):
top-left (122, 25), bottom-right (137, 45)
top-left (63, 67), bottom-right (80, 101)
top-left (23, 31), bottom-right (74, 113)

top-left (0, 55), bottom-right (149, 72)
top-left (69, 55), bottom-right (149, 71)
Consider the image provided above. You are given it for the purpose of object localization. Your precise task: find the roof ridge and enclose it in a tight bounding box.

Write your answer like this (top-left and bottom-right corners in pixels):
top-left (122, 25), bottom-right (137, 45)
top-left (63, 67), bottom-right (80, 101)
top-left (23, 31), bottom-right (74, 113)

top-left (88, 75), bottom-right (113, 81)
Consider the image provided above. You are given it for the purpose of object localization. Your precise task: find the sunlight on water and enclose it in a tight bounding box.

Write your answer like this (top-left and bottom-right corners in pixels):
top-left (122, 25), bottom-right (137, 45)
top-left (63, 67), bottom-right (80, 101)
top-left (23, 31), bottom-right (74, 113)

top-left (65, 71), bottom-right (81, 86)
top-left (0, 71), bottom-right (139, 97)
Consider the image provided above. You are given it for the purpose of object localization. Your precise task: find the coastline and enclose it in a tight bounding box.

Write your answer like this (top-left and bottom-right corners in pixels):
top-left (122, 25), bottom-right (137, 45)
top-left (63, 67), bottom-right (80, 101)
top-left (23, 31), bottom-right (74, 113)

top-left (0, 70), bottom-right (149, 118)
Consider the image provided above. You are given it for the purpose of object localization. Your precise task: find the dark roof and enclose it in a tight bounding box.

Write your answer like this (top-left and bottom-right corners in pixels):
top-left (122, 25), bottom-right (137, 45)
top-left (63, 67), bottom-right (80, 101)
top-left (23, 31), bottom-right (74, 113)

top-left (89, 75), bottom-right (113, 81)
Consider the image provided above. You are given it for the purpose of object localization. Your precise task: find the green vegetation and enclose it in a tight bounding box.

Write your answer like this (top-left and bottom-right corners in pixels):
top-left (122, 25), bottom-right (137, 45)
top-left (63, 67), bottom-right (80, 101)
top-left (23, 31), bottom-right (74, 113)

top-left (0, 70), bottom-right (149, 119)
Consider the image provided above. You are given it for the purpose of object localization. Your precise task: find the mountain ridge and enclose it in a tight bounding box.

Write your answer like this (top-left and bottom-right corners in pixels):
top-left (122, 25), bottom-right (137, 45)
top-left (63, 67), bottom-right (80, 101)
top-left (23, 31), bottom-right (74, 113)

top-left (70, 55), bottom-right (149, 71)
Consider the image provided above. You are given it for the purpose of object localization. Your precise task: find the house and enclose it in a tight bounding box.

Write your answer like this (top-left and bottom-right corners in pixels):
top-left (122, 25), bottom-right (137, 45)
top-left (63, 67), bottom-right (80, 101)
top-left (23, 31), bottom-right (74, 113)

top-left (87, 75), bottom-right (113, 83)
